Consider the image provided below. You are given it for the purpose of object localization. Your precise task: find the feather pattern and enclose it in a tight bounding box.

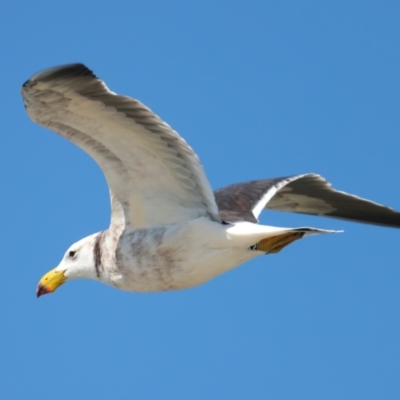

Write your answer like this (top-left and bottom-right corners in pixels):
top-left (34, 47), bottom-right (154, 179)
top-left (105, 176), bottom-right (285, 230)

top-left (22, 64), bottom-right (221, 229)
top-left (215, 174), bottom-right (400, 228)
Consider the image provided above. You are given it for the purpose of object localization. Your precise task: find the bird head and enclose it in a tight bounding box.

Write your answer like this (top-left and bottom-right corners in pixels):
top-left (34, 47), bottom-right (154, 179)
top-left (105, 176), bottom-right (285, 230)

top-left (36, 233), bottom-right (99, 297)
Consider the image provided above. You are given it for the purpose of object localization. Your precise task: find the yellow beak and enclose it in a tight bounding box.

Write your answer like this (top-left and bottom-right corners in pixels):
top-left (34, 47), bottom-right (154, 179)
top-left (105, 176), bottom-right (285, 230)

top-left (36, 268), bottom-right (67, 297)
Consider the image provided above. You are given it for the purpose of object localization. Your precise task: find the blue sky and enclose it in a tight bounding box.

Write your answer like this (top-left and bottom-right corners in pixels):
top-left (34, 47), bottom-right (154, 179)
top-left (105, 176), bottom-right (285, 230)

top-left (2, 1), bottom-right (400, 399)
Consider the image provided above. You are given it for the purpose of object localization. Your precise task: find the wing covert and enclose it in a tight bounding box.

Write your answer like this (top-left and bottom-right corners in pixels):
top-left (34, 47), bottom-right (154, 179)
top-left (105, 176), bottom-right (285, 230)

top-left (22, 64), bottom-right (221, 228)
top-left (215, 174), bottom-right (400, 228)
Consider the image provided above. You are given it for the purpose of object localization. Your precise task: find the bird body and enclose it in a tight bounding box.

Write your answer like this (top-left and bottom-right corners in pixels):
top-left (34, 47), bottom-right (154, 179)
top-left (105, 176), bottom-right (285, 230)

top-left (21, 64), bottom-right (400, 297)
top-left (54, 217), bottom-right (332, 293)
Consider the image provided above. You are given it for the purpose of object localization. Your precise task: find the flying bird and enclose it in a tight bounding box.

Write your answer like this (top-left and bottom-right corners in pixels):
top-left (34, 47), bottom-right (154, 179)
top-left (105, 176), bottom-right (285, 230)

top-left (21, 64), bottom-right (400, 297)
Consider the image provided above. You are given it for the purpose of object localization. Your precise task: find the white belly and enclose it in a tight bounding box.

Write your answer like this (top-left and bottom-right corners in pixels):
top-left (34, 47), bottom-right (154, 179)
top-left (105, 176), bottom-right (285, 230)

top-left (110, 218), bottom-right (258, 292)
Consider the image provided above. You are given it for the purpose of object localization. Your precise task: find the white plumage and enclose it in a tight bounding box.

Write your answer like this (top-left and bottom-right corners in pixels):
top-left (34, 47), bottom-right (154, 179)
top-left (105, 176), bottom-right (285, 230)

top-left (21, 64), bottom-right (400, 296)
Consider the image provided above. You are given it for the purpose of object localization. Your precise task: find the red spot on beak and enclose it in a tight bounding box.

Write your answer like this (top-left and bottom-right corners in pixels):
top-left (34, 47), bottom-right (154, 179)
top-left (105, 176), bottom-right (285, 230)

top-left (36, 283), bottom-right (52, 298)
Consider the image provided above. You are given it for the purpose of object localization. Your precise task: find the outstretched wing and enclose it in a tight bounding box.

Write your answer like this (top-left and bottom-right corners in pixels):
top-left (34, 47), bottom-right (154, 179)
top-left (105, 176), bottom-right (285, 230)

top-left (214, 174), bottom-right (400, 228)
top-left (22, 64), bottom-right (221, 229)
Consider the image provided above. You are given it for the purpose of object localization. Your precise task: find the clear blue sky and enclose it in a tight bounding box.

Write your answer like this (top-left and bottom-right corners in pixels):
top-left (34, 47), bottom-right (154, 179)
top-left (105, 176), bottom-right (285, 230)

top-left (2, 2), bottom-right (400, 399)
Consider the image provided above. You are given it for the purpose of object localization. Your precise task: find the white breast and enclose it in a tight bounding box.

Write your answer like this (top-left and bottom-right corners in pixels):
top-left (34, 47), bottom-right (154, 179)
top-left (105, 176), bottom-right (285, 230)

top-left (107, 218), bottom-right (253, 292)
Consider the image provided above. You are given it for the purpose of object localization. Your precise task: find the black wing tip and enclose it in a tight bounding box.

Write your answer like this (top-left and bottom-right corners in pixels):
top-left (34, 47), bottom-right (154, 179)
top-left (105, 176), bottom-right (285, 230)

top-left (23, 63), bottom-right (95, 88)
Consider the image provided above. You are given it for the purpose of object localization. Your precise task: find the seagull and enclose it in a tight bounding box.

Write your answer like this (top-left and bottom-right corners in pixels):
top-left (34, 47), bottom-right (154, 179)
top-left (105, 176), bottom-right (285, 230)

top-left (21, 64), bottom-right (400, 297)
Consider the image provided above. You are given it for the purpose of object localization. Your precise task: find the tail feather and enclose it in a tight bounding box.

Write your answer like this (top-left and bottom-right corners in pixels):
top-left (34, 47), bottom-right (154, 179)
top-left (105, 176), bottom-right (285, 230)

top-left (226, 222), bottom-right (340, 253)
top-left (255, 227), bottom-right (340, 254)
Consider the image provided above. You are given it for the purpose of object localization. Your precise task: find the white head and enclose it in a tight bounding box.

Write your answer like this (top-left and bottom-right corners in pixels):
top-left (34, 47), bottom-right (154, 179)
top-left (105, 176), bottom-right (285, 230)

top-left (36, 233), bottom-right (100, 297)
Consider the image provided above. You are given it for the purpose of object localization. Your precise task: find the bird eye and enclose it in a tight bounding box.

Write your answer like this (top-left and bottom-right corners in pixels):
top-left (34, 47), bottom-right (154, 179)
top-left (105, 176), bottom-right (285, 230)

top-left (68, 250), bottom-right (76, 258)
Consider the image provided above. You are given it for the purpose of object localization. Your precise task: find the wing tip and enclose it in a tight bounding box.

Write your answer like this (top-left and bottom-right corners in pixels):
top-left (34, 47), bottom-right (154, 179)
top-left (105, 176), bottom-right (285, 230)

top-left (22, 63), bottom-right (95, 88)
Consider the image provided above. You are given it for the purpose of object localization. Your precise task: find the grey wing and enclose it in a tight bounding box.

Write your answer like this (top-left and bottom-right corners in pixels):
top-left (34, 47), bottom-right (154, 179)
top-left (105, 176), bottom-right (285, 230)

top-left (214, 173), bottom-right (400, 228)
top-left (214, 176), bottom-right (300, 223)
top-left (22, 64), bottom-right (221, 229)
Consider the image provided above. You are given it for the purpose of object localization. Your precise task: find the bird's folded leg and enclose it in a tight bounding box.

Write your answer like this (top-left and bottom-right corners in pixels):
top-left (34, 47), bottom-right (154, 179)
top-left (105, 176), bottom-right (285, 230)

top-left (255, 231), bottom-right (305, 254)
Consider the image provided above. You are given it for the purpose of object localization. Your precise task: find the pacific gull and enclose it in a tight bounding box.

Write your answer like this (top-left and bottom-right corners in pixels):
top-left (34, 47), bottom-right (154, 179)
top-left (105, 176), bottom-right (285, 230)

top-left (21, 64), bottom-right (400, 297)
